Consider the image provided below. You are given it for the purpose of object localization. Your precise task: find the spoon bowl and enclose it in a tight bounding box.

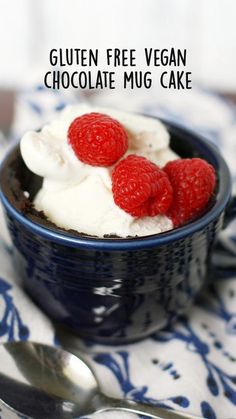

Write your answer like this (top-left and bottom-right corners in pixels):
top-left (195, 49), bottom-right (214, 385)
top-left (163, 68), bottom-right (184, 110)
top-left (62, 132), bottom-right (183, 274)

top-left (0, 342), bottom-right (98, 418)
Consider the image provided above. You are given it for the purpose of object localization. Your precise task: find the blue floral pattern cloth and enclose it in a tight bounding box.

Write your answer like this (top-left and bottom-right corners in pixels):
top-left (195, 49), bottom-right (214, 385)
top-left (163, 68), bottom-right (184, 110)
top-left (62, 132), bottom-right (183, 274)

top-left (0, 86), bottom-right (235, 419)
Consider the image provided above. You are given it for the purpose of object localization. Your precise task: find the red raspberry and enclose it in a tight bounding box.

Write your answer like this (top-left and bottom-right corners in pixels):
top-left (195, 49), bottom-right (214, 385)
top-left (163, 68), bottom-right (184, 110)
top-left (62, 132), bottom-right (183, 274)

top-left (112, 155), bottom-right (173, 217)
top-left (68, 112), bottom-right (128, 167)
top-left (164, 158), bottom-right (216, 227)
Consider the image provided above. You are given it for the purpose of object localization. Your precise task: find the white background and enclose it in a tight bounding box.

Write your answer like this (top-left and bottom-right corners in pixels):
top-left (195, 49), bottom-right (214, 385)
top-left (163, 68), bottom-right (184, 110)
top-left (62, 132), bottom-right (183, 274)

top-left (0, 0), bottom-right (236, 91)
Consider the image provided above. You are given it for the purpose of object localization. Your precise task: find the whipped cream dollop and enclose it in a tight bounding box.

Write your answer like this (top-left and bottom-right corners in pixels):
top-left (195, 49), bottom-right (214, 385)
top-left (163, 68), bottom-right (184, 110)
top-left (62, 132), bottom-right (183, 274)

top-left (20, 105), bottom-right (178, 238)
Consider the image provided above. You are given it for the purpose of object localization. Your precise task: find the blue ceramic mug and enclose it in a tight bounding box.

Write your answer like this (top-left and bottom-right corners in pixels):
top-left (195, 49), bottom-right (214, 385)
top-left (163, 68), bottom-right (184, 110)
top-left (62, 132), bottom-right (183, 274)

top-left (0, 119), bottom-right (235, 344)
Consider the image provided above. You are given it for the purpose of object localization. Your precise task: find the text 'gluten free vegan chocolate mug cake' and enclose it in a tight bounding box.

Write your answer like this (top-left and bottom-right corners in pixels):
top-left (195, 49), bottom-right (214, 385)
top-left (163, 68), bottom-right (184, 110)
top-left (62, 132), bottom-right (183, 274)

top-left (0, 106), bottom-right (234, 343)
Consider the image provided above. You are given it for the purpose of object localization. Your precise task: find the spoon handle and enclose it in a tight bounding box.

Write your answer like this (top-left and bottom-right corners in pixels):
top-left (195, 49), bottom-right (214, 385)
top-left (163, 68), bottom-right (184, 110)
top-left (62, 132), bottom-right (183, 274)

top-left (93, 393), bottom-right (199, 419)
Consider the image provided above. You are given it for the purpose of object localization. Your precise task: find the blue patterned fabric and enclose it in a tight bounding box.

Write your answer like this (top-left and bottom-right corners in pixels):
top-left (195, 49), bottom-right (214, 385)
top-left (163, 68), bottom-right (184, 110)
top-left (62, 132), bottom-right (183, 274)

top-left (0, 86), bottom-right (235, 419)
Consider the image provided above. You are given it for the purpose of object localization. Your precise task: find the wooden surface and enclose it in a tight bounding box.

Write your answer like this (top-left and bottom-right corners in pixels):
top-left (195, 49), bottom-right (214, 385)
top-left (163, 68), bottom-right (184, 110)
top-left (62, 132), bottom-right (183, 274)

top-left (0, 90), bottom-right (15, 136)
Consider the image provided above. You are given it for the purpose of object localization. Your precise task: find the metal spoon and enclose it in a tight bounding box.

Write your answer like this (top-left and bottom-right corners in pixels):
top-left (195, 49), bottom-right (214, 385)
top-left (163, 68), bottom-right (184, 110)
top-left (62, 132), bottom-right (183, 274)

top-left (0, 342), bottom-right (195, 419)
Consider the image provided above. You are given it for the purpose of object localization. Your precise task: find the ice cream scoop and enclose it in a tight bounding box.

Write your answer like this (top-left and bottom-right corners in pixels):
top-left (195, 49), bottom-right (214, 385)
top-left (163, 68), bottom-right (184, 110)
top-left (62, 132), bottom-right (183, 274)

top-left (20, 105), bottom-right (178, 237)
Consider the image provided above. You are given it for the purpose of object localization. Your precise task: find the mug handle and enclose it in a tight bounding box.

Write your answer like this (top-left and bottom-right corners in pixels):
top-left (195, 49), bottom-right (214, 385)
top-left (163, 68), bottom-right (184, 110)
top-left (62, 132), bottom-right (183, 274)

top-left (210, 195), bottom-right (236, 279)
top-left (223, 196), bottom-right (236, 228)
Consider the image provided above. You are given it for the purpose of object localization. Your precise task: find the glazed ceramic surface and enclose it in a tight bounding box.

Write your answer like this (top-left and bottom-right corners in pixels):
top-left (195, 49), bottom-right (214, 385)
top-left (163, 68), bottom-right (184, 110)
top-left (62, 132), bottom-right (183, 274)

top-left (0, 120), bottom-right (232, 343)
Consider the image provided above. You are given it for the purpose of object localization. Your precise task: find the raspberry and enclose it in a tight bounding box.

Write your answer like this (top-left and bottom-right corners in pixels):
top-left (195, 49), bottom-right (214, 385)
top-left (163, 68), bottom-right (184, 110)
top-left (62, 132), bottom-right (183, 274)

top-left (68, 112), bottom-right (128, 167)
top-left (164, 158), bottom-right (216, 227)
top-left (112, 155), bottom-right (173, 217)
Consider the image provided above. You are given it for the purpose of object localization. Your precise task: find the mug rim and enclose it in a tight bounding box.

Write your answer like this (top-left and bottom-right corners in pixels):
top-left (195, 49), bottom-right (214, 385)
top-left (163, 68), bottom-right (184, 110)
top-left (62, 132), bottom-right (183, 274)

top-left (0, 118), bottom-right (232, 251)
